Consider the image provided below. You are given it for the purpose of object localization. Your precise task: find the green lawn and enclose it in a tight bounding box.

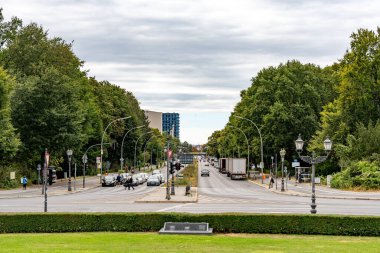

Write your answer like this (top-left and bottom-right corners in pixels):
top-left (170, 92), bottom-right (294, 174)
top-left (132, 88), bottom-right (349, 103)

top-left (1, 232), bottom-right (380, 253)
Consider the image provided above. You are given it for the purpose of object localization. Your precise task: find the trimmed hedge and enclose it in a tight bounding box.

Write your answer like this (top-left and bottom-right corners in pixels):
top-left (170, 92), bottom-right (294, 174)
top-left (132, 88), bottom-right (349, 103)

top-left (0, 213), bottom-right (380, 236)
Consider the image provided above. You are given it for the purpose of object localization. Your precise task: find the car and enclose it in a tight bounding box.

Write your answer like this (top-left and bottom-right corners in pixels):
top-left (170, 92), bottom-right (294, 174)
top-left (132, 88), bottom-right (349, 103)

top-left (176, 173), bottom-right (184, 179)
top-left (139, 173), bottom-right (149, 182)
top-left (102, 175), bottom-right (116, 187)
top-left (201, 169), bottom-right (210, 177)
top-left (204, 162), bottom-right (210, 166)
top-left (147, 175), bottom-right (161, 186)
top-left (133, 174), bottom-right (143, 185)
top-left (152, 169), bottom-right (161, 175)
top-left (299, 173), bottom-right (311, 182)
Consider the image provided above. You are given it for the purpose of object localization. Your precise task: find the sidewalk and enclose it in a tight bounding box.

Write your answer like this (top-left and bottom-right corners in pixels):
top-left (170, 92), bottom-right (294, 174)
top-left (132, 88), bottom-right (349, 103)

top-left (135, 186), bottom-right (198, 203)
top-left (0, 176), bottom-right (100, 199)
top-left (250, 178), bottom-right (380, 200)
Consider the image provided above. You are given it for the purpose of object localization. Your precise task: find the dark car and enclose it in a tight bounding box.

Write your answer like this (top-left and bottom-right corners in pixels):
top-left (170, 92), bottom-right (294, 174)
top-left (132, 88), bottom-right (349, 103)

top-left (299, 173), bottom-right (311, 182)
top-left (201, 169), bottom-right (210, 177)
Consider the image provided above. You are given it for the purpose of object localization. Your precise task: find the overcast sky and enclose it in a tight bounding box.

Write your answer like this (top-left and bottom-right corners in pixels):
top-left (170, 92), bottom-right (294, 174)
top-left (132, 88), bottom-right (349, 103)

top-left (2, 0), bottom-right (380, 144)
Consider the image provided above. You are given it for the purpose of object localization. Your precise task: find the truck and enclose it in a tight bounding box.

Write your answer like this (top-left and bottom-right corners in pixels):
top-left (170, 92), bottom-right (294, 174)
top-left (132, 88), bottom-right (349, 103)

top-left (219, 158), bottom-right (227, 174)
top-left (230, 158), bottom-right (247, 180)
top-left (226, 158), bottom-right (233, 177)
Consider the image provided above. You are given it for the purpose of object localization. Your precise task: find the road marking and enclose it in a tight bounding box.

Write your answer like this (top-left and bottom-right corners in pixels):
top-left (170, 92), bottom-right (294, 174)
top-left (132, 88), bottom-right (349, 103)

top-left (156, 203), bottom-right (193, 212)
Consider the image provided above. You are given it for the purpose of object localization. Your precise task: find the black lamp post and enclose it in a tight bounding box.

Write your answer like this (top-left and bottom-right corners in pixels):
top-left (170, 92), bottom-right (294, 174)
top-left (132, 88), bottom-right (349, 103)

top-left (280, 148), bottom-right (286, 192)
top-left (295, 134), bottom-right (332, 214)
top-left (67, 149), bottom-right (73, 191)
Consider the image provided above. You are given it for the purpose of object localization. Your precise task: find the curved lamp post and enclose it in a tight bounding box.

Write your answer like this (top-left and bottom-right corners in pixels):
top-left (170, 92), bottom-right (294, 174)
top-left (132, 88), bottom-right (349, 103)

top-left (100, 116), bottom-right (131, 179)
top-left (228, 125), bottom-right (249, 177)
top-left (120, 125), bottom-right (144, 170)
top-left (295, 134), bottom-right (332, 214)
top-left (233, 115), bottom-right (264, 183)
top-left (82, 142), bottom-right (111, 188)
top-left (134, 131), bottom-right (153, 169)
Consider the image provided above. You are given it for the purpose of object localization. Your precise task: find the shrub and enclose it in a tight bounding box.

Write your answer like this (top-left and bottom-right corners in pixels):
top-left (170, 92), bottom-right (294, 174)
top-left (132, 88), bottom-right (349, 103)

top-left (331, 161), bottom-right (380, 190)
top-left (0, 213), bottom-right (380, 236)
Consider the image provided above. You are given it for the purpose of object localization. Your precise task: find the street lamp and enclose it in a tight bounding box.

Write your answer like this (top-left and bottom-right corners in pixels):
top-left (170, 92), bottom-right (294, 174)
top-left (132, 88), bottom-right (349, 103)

top-left (295, 134), bottom-right (332, 214)
top-left (280, 148), bottom-right (286, 192)
top-left (233, 115), bottom-right (264, 183)
top-left (100, 116), bottom-right (131, 180)
top-left (120, 125), bottom-right (144, 170)
top-left (134, 131), bottom-right (153, 169)
top-left (67, 149), bottom-right (73, 191)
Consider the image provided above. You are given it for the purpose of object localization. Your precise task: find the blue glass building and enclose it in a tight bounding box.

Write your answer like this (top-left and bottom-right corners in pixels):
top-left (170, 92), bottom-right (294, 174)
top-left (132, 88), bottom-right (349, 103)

top-left (162, 113), bottom-right (180, 139)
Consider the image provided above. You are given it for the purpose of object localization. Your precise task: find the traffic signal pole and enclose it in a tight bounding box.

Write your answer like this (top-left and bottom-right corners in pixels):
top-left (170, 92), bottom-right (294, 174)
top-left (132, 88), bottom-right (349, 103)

top-left (171, 162), bottom-right (175, 195)
top-left (166, 141), bottom-right (171, 200)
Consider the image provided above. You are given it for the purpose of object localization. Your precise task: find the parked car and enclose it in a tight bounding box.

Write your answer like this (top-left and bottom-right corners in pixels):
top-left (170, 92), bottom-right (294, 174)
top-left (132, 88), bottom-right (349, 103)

top-left (201, 169), bottom-right (210, 177)
top-left (152, 169), bottom-right (161, 175)
top-left (133, 174), bottom-right (143, 185)
top-left (102, 175), bottom-right (116, 187)
top-left (147, 175), bottom-right (161, 186)
top-left (139, 173), bottom-right (149, 182)
top-left (131, 175), bottom-right (139, 186)
top-left (299, 173), bottom-right (311, 182)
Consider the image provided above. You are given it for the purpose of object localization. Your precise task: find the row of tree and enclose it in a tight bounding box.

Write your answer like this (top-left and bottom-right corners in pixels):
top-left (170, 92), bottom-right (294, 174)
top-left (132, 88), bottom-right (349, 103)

top-left (207, 28), bottom-right (380, 189)
top-left (0, 9), bottom-right (183, 187)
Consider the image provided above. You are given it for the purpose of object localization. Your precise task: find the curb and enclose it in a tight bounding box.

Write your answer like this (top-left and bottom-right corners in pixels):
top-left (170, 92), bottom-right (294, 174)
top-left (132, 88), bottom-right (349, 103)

top-left (248, 180), bottom-right (380, 201)
top-left (0, 185), bottom-right (100, 199)
top-left (134, 187), bottom-right (198, 203)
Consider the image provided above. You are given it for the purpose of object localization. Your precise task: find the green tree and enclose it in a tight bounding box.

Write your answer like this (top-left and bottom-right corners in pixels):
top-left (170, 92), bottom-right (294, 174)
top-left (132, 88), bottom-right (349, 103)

top-left (0, 67), bottom-right (20, 162)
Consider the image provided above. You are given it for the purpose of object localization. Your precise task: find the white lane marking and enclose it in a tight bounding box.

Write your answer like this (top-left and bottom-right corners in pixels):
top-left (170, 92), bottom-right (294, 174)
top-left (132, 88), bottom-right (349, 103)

top-left (156, 203), bottom-right (193, 212)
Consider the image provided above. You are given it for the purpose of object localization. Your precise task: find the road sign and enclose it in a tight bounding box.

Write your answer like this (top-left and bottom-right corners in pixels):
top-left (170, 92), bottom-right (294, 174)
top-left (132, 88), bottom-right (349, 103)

top-left (82, 154), bottom-right (88, 164)
top-left (292, 161), bottom-right (300, 167)
top-left (96, 157), bottom-right (101, 169)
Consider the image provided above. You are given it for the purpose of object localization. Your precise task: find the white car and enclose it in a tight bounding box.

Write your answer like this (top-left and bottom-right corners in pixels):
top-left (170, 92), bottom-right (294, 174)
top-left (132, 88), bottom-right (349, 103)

top-left (152, 169), bottom-right (161, 175)
top-left (139, 173), bottom-right (149, 182)
top-left (147, 175), bottom-right (161, 186)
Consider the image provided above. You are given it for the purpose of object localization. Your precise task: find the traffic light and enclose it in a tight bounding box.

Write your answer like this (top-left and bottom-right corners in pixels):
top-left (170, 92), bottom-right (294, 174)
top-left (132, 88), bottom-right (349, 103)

top-left (170, 162), bottom-right (175, 174)
top-left (175, 162), bottom-right (181, 171)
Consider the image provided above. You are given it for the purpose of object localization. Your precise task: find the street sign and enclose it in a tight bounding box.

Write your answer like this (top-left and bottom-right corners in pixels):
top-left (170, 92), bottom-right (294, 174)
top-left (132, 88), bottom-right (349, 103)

top-left (96, 157), bottom-right (101, 169)
top-left (82, 154), bottom-right (88, 164)
top-left (292, 162), bottom-right (300, 167)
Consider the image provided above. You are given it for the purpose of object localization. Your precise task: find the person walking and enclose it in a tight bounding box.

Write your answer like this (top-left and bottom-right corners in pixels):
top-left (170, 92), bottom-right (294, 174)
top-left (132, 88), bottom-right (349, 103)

top-left (129, 176), bottom-right (134, 190)
top-left (21, 176), bottom-right (28, 190)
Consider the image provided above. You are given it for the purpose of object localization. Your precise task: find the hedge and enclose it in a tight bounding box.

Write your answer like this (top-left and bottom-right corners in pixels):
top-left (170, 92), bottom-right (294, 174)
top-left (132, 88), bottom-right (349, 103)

top-left (0, 213), bottom-right (379, 236)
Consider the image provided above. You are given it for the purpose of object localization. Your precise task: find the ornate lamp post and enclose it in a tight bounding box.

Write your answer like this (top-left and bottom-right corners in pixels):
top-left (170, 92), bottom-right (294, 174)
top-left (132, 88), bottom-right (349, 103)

top-left (295, 134), bottom-right (332, 214)
top-left (280, 148), bottom-right (286, 192)
top-left (67, 149), bottom-right (73, 191)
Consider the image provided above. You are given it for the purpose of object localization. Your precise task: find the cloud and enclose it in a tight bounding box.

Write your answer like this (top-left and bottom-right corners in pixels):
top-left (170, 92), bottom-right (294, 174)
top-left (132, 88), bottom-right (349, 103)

top-left (2, 0), bottom-right (380, 143)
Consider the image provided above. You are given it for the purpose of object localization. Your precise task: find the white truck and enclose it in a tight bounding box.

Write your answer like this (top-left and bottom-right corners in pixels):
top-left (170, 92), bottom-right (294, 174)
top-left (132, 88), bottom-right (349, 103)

top-left (230, 158), bottom-right (247, 180)
top-left (219, 158), bottom-right (227, 174)
top-left (226, 158), bottom-right (233, 177)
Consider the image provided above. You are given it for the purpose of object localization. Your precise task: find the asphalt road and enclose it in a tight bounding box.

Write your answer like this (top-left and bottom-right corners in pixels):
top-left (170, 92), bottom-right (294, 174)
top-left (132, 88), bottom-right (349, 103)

top-left (0, 161), bottom-right (380, 215)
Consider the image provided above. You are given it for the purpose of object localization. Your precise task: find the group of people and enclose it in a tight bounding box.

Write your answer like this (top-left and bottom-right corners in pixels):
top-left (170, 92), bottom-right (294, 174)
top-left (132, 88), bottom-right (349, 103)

top-left (123, 176), bottom-right (134, 190)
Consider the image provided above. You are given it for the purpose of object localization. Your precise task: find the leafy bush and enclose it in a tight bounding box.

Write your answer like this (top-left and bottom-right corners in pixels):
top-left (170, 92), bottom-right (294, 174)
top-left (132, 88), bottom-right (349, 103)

top-left (0, 213), bottom-right (380, 236)
top-left (331, 161), bottom-right (380, 190)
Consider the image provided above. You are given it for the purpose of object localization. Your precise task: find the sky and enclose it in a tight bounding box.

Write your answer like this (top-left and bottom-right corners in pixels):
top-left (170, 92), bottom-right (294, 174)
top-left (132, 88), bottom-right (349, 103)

top-left (2, 0), bottom-right (380, 144)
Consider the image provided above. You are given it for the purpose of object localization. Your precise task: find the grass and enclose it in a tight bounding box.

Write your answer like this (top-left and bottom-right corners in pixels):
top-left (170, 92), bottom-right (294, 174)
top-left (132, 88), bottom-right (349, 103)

top-left (174, 160), bottom-right (198, 186)
top-left (1, 232), bottom-right (380, 253)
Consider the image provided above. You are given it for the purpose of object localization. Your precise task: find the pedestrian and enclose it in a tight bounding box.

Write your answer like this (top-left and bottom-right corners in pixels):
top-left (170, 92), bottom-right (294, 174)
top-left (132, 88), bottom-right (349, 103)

top-left (21, 176), bottom-right (28, 190)
top-left (129, 176), bottom-right (134, 190)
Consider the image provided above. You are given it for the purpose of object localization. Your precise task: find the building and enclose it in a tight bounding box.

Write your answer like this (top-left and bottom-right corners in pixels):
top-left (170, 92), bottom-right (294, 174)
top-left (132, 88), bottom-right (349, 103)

top-left (162, 113), bottom-right (180, 139)
top-left (144, 110), bottom-right (162, 133)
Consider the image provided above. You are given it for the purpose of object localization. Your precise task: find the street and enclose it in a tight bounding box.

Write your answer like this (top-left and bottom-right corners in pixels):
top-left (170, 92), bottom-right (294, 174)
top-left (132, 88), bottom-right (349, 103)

top-left (0, 161), bottom-right (380, 215)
